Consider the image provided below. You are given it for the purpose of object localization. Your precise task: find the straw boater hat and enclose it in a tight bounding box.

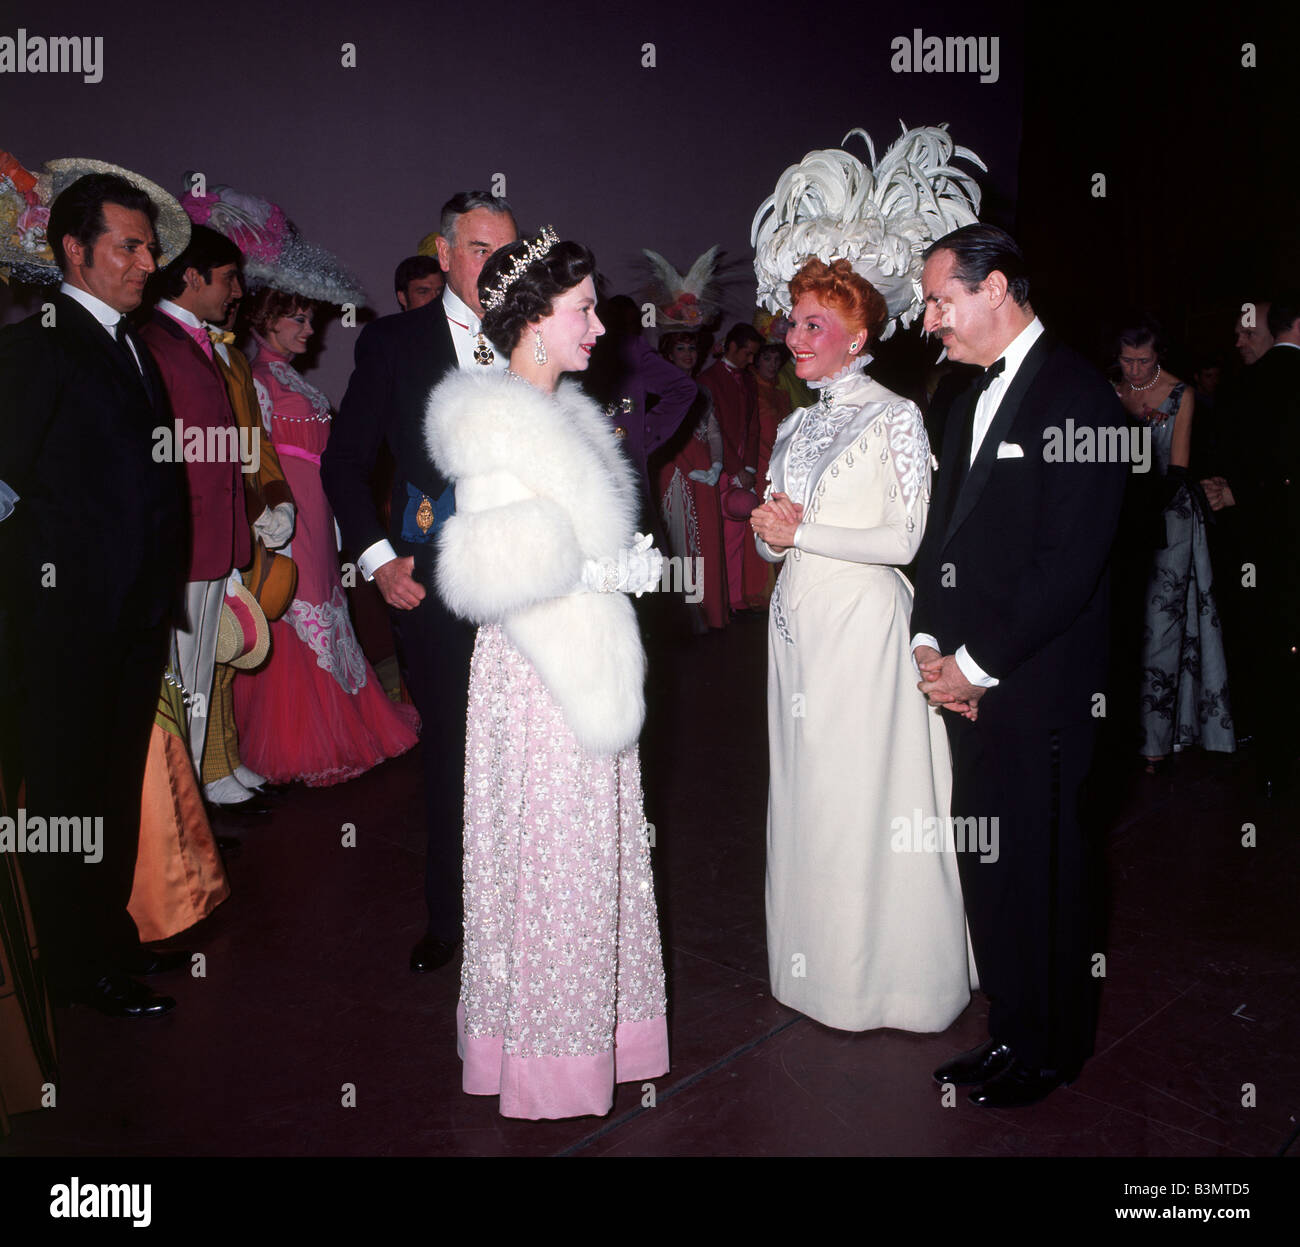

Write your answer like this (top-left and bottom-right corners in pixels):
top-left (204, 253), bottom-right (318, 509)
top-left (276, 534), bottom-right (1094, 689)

top-left (751, 123), bottom-right (985, 340)
top-left (215, 579), bottom-right (271, 671)
top-left (1, 150), bottom-right (190, 282)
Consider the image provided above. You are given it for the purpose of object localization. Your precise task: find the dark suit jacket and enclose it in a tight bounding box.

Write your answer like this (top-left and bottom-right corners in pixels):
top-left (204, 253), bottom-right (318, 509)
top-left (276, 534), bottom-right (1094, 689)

top-left (912, 332), bottom-right (1128, 720)
top-left (0, 292), bottom-right (188, 634)
top-left (1230, 344), bottom-right (1300, 629)
top-left (139, 310), bottom-right (249, 581)
top-left (322, 299), bottom-right (458, 582)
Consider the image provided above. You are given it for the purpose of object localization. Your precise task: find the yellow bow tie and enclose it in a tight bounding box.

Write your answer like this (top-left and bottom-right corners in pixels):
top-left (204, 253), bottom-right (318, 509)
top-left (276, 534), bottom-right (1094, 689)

top-left (208, 329), bottom-right (235, 345)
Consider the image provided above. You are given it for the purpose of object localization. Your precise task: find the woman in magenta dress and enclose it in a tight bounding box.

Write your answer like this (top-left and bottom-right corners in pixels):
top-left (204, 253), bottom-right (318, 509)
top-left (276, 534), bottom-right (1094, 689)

top-left (234, 288), bottom-right (418, 785)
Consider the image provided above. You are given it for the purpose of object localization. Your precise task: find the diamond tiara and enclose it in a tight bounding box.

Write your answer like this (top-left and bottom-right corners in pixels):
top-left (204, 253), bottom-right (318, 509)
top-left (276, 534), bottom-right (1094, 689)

top-left (481, 225), bottom-right (559, 313)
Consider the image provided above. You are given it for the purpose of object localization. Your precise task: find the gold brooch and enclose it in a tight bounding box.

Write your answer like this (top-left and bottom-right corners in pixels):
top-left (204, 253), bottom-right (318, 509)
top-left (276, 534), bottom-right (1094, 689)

top-left (415, 496), bottom-right (434, 532)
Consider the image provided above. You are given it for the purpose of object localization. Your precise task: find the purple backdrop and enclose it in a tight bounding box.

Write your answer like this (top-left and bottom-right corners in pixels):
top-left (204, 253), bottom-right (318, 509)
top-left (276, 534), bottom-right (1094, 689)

top-left (1, 0), bottom-right (1024, 399)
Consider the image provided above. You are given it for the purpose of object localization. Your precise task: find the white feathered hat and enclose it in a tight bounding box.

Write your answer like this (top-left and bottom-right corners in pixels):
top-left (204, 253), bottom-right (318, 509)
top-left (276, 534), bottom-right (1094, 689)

top-left (642, 245), bottom-right (721, 330)
top-left (751, 123), bottom-right (985, 339)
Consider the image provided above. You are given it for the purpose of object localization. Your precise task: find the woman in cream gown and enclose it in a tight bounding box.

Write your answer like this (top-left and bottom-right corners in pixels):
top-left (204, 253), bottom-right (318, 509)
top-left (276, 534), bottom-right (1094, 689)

top-left (752, 258), bottom-right (973, 1033)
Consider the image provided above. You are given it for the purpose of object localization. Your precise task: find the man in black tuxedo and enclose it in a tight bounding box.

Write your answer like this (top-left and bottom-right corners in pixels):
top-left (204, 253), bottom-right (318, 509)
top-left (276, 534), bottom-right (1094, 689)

top-left (1202, 295), bottom-right (1300, 794)
top-left (910, 225), bottom-right (1128, 1107)
top-left (322, 191), bottom-right (517, 971)
top-left (0, 172), bottom-right (190, 1017)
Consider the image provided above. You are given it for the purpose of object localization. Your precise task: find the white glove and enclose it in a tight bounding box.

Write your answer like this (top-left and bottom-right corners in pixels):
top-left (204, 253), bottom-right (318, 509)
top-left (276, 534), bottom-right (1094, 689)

top-left (253, 502), bottom-right (295, 550)
top-left (688, 461), bottom-right (722, 487)
top-left (578, 533), bottom-right (664, 597)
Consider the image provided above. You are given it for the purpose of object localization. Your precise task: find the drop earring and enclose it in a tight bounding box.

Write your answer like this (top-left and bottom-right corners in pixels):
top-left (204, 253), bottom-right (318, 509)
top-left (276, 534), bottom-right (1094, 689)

top-left (534, 329), bottom-right (547, 365)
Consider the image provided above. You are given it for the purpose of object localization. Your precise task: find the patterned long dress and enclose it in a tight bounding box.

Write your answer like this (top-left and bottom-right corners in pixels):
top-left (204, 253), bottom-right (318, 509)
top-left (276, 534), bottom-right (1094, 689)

top-left (457, 625), bottom-right (668, 1119)
top-left (1135, 382), bottom-right (1235, 756)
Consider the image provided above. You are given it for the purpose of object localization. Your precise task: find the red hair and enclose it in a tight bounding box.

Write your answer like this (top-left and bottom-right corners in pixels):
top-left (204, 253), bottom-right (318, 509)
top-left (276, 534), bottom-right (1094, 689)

top-left (788, 258), bottom-right (887, 341)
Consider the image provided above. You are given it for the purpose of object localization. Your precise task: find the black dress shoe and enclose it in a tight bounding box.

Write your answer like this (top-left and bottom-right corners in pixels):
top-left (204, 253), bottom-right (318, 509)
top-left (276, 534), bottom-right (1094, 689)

top-left (73, 975), bottom-right (176, 1018)
top-left (410, 934), bottom-right (461, 972)
top-left (124, 946), bottom-right (191, 976)
top-left (969, 1058), bottom-right (1066, 1108)
top-left (933, 1038), bottom-right (1015, 1086)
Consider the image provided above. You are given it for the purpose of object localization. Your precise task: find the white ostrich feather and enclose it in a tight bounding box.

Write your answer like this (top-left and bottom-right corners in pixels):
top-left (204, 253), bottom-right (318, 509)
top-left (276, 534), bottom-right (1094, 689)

top-left (751, 122), bottom-right (985, 338)
top-left (642, 244), bottom-right (721, 328)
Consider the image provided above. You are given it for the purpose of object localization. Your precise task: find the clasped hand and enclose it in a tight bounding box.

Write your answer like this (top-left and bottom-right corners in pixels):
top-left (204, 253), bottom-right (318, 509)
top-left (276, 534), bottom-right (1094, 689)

top-left (913, 645), bottom-right (984, 721)
top-left (751, 491), bottom-right (803, 552)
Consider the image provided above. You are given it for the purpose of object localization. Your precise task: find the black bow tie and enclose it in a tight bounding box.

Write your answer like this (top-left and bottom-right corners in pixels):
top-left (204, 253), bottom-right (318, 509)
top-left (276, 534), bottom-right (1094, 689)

top-left (972, 356), bottom-right (1006, 397)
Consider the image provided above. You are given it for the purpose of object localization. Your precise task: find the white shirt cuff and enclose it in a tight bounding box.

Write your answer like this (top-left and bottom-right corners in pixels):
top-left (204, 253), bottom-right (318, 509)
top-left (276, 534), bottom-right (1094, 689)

top-left (910, 633), bottom-right (940, 677)
top-left (358, 539), bottom-right (398, 582)
top-left (956, 645), bottom-right (999, 687)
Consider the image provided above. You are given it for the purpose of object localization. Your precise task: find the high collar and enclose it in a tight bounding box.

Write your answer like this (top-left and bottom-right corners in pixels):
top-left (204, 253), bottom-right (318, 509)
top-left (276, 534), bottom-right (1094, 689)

top-left (59, 280), bottom-right (124, 331)
top-left (250, 330), bottom-right (292, 363)
top-left (806, 352), bottom-right (872, 392)
top-left (442, 283), bottom-right (481, 333)
top-left (156, 299), bottom-right (203, 332)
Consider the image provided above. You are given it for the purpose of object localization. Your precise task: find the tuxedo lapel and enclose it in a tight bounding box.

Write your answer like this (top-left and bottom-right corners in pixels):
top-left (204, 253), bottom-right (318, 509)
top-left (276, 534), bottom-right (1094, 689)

top-left (942, 334), bottom-right (1056, 549)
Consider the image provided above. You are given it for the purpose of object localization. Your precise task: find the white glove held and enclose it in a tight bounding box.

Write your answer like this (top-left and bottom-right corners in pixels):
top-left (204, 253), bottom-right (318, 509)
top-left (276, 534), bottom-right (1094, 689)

top-left (253, 502), bottom-right (295, 550)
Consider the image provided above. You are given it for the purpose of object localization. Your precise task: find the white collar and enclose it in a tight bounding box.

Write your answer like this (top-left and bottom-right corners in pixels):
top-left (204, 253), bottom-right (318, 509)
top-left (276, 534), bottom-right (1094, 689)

top-left (988, 316), bottom-right (1044, 386)
top-left (1272, 341), bottom-right (1300, 352)
top-left (442, 284), bottom-right (480, 335)
top-left (60, 280), bottom-right (124, 331)
top-left (807, 352), bottom-right (873, 390)
top-left (156, 299), bottom-right (203, 331)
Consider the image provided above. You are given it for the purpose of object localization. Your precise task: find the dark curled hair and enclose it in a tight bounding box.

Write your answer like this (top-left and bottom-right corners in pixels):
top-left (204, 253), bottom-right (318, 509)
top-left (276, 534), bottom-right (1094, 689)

top-left (478, 236), bottom-right (596, 354)
top-left (924, 223), bottom-right (1031, 308)
top-left (1266, 291), bottom-right (1300, 338)
top-left (47, 172), bottom-right (156, 271)
top-left (155, 223), bottom-right (242, 299)
top-left (1114, 314), bottom-right (1167, 360)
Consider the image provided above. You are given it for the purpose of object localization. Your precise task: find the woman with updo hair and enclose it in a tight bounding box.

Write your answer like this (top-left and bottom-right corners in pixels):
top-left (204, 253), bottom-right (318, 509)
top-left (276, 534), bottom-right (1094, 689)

top-left (424, 229), bottom-right (669, 1119)
top-left (1113, 317), bottom-right (1233, 771)
top-left (749, 255), bottom-right (972, 1034)
top-left (233, 286), bottom-right (420, 786)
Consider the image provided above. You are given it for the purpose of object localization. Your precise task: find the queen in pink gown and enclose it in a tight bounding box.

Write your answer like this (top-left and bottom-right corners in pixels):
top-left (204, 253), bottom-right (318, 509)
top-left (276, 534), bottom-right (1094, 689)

top-left (426, 235), bottom-right (668, 1119)
top-left (234, 290), bottom-right (418, 785)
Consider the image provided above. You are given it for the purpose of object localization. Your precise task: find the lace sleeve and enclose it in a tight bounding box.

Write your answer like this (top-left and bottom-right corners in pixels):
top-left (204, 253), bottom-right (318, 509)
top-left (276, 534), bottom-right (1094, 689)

top-left (253, 377), bottom-right (274, 436)
top-left (792, 401), bottom-right (932, 566)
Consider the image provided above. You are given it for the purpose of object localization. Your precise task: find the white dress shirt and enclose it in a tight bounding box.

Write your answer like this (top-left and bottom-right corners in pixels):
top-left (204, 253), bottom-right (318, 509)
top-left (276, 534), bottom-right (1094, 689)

top-left (357, 284), bottom-right (505, 580)
top-left (60, 280), bottom-right (143, 371)
top-left (912, 316), bottom-right (1044, 688)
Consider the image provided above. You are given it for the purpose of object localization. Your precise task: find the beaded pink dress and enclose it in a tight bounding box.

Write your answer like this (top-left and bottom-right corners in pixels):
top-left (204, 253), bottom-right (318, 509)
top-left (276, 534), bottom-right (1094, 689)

top-left (233, 335), bottom-right (418, 785)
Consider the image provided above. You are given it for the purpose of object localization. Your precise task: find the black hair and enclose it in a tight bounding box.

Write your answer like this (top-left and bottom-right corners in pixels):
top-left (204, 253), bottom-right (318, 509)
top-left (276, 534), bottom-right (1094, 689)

top-left (924, 223), bottom-right (1031, 308)
top-left (438, 190), bottom-right (516, 247)
top-left (478, 236), bottom-right (597, 354)
top-left (154, 223), bottom-right (242, 300)
top-left (724, 323), bottom-right (763, 351)
top-left (1266, 292), bottom-right (1300, 338)
top-left (757, 341), bottom-right (790, 367)
top-left (46, 172), bottom-right (156, 271)
top-left (1114, 314), bottom-right (1167, 360)
top-left (393, 254), bottom-right (443, 295)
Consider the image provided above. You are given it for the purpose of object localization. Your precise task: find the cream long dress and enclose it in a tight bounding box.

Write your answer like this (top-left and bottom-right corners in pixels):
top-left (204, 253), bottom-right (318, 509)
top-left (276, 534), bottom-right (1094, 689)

top-left (760, 364), bottom-right (974, 1033)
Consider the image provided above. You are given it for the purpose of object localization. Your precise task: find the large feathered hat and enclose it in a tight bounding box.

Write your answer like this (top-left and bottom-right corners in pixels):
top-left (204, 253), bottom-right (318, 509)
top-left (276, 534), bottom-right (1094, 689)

top-left (180, 177), bottom-right (367, 307)
top-left (642, 245), bottom-right (721, 330)
top-left (751, 123), bottom-right (985, 339)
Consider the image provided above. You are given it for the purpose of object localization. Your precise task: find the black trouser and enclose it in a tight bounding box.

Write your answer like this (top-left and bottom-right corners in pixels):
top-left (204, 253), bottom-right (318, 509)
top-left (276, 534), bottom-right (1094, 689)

top-left (17, 617), bottom-right (168, 996)
top-left (946, 705), bottom-right (1103, 1074)
top-left (389, 582), bottom-right (475, 942)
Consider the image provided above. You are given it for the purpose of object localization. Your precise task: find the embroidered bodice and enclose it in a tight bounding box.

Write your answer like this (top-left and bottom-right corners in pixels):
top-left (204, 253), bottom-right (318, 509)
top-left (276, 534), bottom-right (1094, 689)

top-left (249, 335), bottom-right (333, 455)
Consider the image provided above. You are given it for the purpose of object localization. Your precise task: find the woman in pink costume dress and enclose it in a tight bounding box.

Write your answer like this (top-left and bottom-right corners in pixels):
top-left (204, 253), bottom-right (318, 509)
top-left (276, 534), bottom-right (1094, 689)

top-left (234, 288), bottom-right (418, 785)
top-left (426, 233), bottom-right (668, 1119)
